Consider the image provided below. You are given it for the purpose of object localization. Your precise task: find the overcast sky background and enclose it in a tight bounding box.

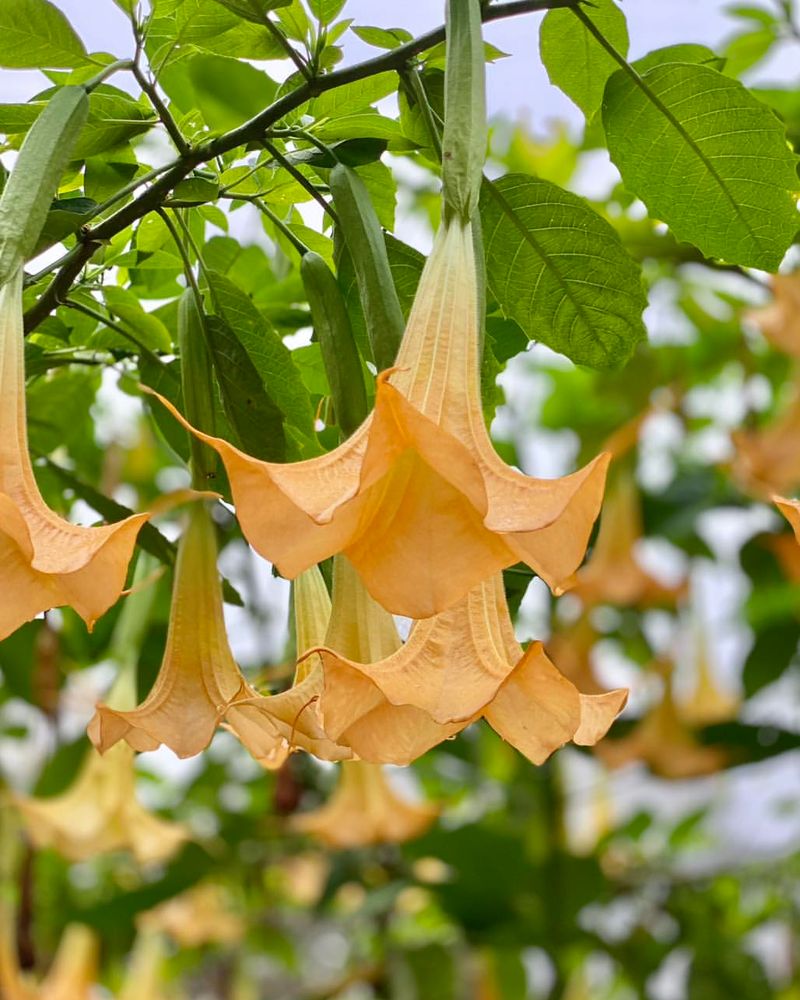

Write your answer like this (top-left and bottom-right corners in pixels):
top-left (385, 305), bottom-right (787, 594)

top-left (2, 0), bottom-right (798, 125)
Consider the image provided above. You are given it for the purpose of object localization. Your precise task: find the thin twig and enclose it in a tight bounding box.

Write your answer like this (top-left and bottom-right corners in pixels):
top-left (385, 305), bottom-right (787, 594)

top-left (132, 63), bottom-right (190, 155)
top-left (261, 140), bottom-right (339, 224)
top-left (264, 17), bottom-right (312, 80)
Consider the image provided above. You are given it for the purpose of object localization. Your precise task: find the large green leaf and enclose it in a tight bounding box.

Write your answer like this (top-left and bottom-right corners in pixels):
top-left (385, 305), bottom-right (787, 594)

top-left (209, 0), bottom-right (290, 23)
top-left (205, 271), bottom-right (315, 458)
top-left (0, 0), bottom-right (89, 69)
top-left (602, 62), bottom-right (799, 269)
top-left (539, 0), bottom-right (628, 118)
top-left (480, 174), bottom-right (647, 370)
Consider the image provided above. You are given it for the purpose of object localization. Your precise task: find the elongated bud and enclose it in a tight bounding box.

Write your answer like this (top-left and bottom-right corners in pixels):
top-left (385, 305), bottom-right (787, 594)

top-left (0, 86), bottom-right (88, 284)
top-left (442, 0), bottom-right (486, 223)
top-left (330, 163), bottom-right (404, 372)
top-left (178, 289), bottom-right (218, 488)
top-left (301, 250), bottom-right (368, 438)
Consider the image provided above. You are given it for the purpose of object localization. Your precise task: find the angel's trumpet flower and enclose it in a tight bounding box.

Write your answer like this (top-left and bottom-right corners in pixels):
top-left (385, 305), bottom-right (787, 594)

top-left (0, 269), bottom-right (148, 640)
top-left (732, 386), bottom-right (800, 499)
top-left (596, 661), bottom-right (725, 779)
top-left (15, 742), bottom-right (188, 865)
top-left (88, 503), bottom-right (348, 765)
top-left (572, 470), bottom-right (685, 607)
top-left (746, 272), bottom-right (800, 357)
top-left (118, 931), bottom-right (170, 1000)
top-left (154, 220), bottom-right (608, 618)
top-left (677, 625), bottom-right (739, 727)
top-left (1, 918), bottom-right (98, 1000)
top-left (138, 884), bottom-right (245, 948)
top-left (291, 761), bottom-right (437, 849)
top-left (313, 558), bottom-right (626, 766)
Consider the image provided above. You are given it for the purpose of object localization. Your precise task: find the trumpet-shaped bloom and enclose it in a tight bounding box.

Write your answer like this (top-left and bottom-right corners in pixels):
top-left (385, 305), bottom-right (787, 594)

top-left (291, 761), bottom-right (437, 848)
top-left (88, 503), bottom-right (349, 765)
top-left (118, 931), bottom-right (170, 1000)
top-left (746, 273), bottom-right (800, 357)
top-left (139, 884), bottom-right (245, 948)
top-left (596, 663), bottom-right (726, 779)
top-left (152, 221), bottom-right (608, 618)
top-left (314, 558), bottom-right (627, 766)
top-left (677, 626), bottom-right (739, 727)
top-left (14, 742), bottom-right (188, 864)
top-left (0, 269), bottom-right (149, 640)
top-left (732, 388), bottom-right (800, 499)
top-left (572, 470), bottom-right (685, 607)
top-left (0, 922), bottom-right (98, 1000)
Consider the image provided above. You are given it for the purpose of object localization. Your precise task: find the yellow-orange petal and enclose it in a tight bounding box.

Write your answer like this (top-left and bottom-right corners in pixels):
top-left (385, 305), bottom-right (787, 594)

top-left (774, 494), bottom-right (800, 541)
top-left (291, 762), bottom-right (437, 849)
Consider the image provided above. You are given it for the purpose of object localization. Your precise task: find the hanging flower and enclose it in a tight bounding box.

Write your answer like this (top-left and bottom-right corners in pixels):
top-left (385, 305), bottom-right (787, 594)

top-left (14, 741), bottom-right (188, 865)
top-left (545, 615), bottom-right (604, 695)
top-left (731, 385), bottom-right (800, 499)
top-left (310, 558), bottom-right (626, 766)
top-left (117, 931), bottom-right (170, 1000)
top-left (88, 503), bottom-right (349, 765)
top-left (746, 272), bottom-right (800, 357)
top-left (677, 624), bottom-right (739, 727)
top-left (291, 761), bottom-right (437, 849)
top-left (138, 884), bottom-right (245, 949)
top-left (151, 220), bottom-right (608, 619)
top-left (0, 268), bottom-right (149, 641)
top-left (0, 922), bottom-right (98, 1000)
top-left (571, 469), bottom-right (686, 608)
top-left (595, 660), bottom-right (726, 779)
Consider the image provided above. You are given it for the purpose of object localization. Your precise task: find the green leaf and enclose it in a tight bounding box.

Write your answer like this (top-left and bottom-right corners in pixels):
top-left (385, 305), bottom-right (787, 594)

top-left (33, 196), bottom-right (96, 255)
top-left (307, 0), bottom-right (346, 24)
top-left (0, 103), bottom-right (42, 136)
top-left (209, 0), bottom-right (290, 22)
top-left (160, 53), bottom-right (277, 131)
top-left (480, 174), bottom-right (647, 370)
top-left (206, 271), bottom-right (315, 455)
top-left (73, 89), bottom-right (155, 158)
top-left (313, 111), bottom-right (407, 143)
top-left (311, 72), bottom-right (396, 119)
top-left (351, 24), bottom-right (412, 50)
top-left (276, 0), bottom-right (309, 41)
top-left (602, 62), bottom-right (800, 269)
top-left (103, 286), bottom-right (173, 353)
top-left (633, 44), bottom-right (726, 74)
top-left (0, 0), bottom-right (89, 69)
top-left (540, 0), bottom-right (628, 118)
top-left (168, 176), bottom-right (220, 205)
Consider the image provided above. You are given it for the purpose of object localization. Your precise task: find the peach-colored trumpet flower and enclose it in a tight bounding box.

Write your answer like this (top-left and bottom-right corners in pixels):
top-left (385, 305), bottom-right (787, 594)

top-left (677, 625), bottom-right (739, 727)
top-left (596, 661), bottom-right (726, 779)
top-left (746, 272), bottom-right (800, 357)
top-left (732, 387), bottom-right (800, 499)
top-left (0, 268), bottom-right (148, 640)
top-left (14, 742), bottom-right (188, 865)
top-left (88, 503), bottom-right (348, 765)
top-left (138, 884), bottom-right (245, 948)
top-left (151, 220), bottom-right (608, 618)
top-left (313, 558), bottom-right (627, 766)
top-left (291, 761), bottom-right (437, 849)
top-left (572, 469), bottom-right (685, 607)
top-left (1, 920), bottom-right (98, 1000)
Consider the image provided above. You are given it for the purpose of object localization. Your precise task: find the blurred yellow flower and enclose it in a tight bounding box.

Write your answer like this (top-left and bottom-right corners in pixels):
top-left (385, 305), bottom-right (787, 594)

top-left (139, 884), bottom-right (245, 949)
top-left (89, 504), bottom-right (348, 765)
top-left (291, 761), bottom-right (437, 849)
top-left (1, 922), bottom-right (98, 1000)
top-left (732, 386), bottom-right (800, 499)
top-left (746, 272), bottom-right (800, 357)
top-left (153, 220), bottom-right (607, 619)
top-left (572, 469), bottom-right (686, 607)
top-left (14, 742), bottom-right (188, 865)
top-left (0, 268), bottom-right (148, 640)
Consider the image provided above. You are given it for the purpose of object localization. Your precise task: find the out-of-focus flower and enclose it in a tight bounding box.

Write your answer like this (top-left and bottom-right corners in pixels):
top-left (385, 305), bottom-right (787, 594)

top-left (677, 625), bottom-right (739, 727)
top-left (732, 388), bottom-right (800, 499)
top-left (746, 272), bottom-right (800, 357)
top-left (118, 930), bottom-right (170, 1000)
top-left (572, 470), bottom-right (685, 608)
top-left (0, 268), bottom-right (148, 641)
top-left (0, 922), bottom-right (98, 1000)
top-left (14, 742), bottom-right (188, 864)
top-left (88, 504), bottom-right (348, 765)
top-left (291, 761), bottom-right (437, 849)
top-left (315, 558), bottom-right (627, 766)
top-left (596, 661), bottom-right (726, 778)
top-left (546, 615), bottom-right (604, 695)
top-left (153, 220), bottom-right (608, 619)
top-left (139, 884), bottom-right (245, 949)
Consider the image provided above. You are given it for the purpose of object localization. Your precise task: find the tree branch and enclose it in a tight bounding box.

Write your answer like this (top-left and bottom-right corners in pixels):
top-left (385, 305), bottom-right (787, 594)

top-left (23, 0), bottom-right (579, 334)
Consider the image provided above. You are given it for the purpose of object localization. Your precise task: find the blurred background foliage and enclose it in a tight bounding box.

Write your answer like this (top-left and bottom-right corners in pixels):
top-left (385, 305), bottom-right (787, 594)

top-left (1, 0), bottom-right (800, 998)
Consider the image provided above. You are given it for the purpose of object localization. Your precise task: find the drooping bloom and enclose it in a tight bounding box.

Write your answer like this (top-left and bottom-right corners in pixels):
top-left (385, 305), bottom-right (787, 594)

top-left (595, 661), bottom-right (726, 779)
top-left (88, 502), bottom-right (349, 765)
top-left (732, 386), bottom-right (800, 499)
top-left (677, 624), bottom-right (739, 727)
top-left (291, 761), bottom-right (437, 849)
top-left (572, 469), bottom-right (685, 608)
top-left (118, 931), bottom-right (170, 1000)
top-left (138, 884), bottom-right (245, 948)
top-left (153, 220), bottom-right (608, 618)
top-left (14, 741), bottom-right (188, 864)
top-left (0, 268), bottom-right (149, 640)
top-left (313, 558), bottom-right (627, 766)
top-left (0, 921), bottom-right (98, 1000)
top-left (746, 272), bottom-right (800, 357)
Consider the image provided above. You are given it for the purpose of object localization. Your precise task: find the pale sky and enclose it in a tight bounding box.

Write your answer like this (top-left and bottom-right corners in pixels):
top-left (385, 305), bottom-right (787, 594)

top-left (2, 0), bottom-right (797, 126)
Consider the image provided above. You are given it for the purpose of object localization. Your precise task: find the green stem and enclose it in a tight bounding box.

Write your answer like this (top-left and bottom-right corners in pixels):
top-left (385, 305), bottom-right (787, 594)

top-left (261, 140), bottom-right (339, 224)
